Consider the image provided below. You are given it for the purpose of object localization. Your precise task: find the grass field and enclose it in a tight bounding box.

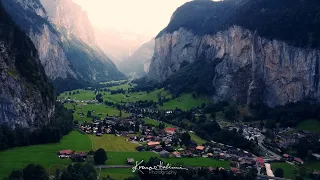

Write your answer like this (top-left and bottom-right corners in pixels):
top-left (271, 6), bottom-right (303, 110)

top-left (159, 93), bottom-right (211, 111)
top-left (103, 88), bottom-right (172, 104)
top-left (189, 132), bottom-right (207, 145)
top-left (108, 83), bottom-right (135, 91)
top-left (99, 168), bottom-right (137, 180)
top-left (271, 162), bottom-right (296, 179)
top-left (58, 90), bottom-right (96, 101)
top-left (105, 151), bottom-right (229, 168)
top-left (0, 131), bottom-right (230, 179)
top-left (304, 161), bottom-right (320, 170)
top-left (296, 119), bottom-right (320, 132)
top-left (0, 131), bottom-right (92, 179)
top-left (89, 134), bottom-right (139, 152)
top-left (143, 117), bottom-right (175, 128)
top-left (64, 103), bottom-right (131, 123)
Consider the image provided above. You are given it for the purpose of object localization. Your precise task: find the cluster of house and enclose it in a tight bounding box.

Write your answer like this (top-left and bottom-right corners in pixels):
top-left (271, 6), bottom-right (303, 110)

top-left (57, 149), bottom-right (87, 161)
top-left (78, 116), bottom-right (137, 135)
top-left (126, 126), bottom-right (267, 174)
top-left (282, 154), bottom-right (304, 165)
top-left (264, 129), bottom-right (320, 155)
top-left (58, 98), bottom-right (98, 104)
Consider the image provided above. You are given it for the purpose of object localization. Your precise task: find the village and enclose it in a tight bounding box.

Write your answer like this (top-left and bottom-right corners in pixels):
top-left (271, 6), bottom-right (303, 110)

top-left (52, 112), bottom-right (308, 178)
top-left (55, 87), bottom-right (320, 179)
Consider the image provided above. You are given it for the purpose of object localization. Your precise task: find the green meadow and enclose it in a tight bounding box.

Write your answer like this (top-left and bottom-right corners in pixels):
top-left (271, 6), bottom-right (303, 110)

top-left (143, 117), bottom-right (175, 128)
top-left (58, 90), bottom-right (96, 101)
top-left (0, 131), bottom-right (91, 179)
top-left (295, 119), bottom-right (320, 132)
top-left (88, 134), bottom-right (139, 152)
top-left (64, 103), bottom-right (131, 123)
top-left (271, 162), bottom-right (296, 179)
top-left (102, 88), bottom-right (172, 104)
top-left (159, 93), bottom-right (211, 111)
top-left (189, 132), bottom-right (207, 145)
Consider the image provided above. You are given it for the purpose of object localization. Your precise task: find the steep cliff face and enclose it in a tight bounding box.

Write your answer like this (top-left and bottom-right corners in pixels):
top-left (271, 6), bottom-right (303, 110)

top-left (118, 38), bottom-right (155, 76)
top-left (147, 0), bottom-right (320, 107)
top-left (0, 2), bottom-right (55, 129)
top-left (3, 0), bottom-right (124, 92)
top-left (40, 0), bottom-right (96, 45)
top-left (2, 0), bottom-right (75, 80)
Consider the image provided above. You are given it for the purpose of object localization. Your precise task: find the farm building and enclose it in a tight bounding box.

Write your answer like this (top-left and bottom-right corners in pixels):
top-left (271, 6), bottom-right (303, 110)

top-left (165, 127), bottom-right (176, 134)
top-left (126, 158), bottom-right (135, 165)
top-left (147, 141), bottom-right (160, 147)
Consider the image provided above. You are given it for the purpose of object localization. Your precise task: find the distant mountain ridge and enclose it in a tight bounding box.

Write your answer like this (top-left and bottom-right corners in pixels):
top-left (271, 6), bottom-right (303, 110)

top-left (2, 0), bottom-right (124, 93)
top-left (118, 38), bottom-right (155, 76)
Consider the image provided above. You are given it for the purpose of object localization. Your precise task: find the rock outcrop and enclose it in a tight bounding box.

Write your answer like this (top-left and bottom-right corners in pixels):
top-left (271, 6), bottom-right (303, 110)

top-left (147, 26), bottom-right (320, 107)
top-left (0, 1), bottom-right (55, 129)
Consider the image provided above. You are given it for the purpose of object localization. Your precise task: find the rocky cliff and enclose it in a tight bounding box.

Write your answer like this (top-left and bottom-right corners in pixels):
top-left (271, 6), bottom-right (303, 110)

top-left (3, 0), bottom-right (124, 92)
top-left (147, 0), bottom-right (320, 107)
top-left (40, 0), bottom-right (96, 45)
top-left (2, 0), bottom-right (75, 81)
top-left (0, 1), bottom-right (55, 129)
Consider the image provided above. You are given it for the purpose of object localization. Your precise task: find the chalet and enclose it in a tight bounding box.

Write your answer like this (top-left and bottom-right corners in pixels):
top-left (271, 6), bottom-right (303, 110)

top-left (196, 146), bottom-right (205, 151)
top-left (57, 149), bottom-right (73, 158)
top-left (283, 154), bottom-right (290, 158)
top-left (159, 150), bottom-right (170, 158)
top-left (147, 141), bottom-right (160, 147)
top-left (165, 127), bottom-right (176, 134)
top-left (207, 153), bottom-right (213, 157)
top-left (96, 133), bottom-right (102, 136)
top-left (294, 157), bottom-right (304, 165)
top-left (172, 151), bottom-right (181, 158)
top-left (256, 157), bottom-right (265, 168)
top-left (126, 158), bottom-right (135, 165)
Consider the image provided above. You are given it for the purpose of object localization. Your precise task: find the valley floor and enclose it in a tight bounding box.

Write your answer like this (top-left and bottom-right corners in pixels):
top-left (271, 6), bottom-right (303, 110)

top-left (0, 131), bottom-right (228, 180)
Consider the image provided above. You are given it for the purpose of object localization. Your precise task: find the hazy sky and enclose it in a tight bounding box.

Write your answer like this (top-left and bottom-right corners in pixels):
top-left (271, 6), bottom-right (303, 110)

top-left (72, 0), bottom-right (191, 36)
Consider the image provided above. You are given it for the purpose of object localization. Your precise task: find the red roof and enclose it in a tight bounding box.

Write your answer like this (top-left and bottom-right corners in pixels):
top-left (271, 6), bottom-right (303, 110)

top-left (147, 141), bottom-right (160, 146)
top-left (165, 127), bottom-right (176, 132)
top-left (283, 154), bottom-right (289, 158)
top-left (172, 151), bottom-right (180, 155)
top-left (256, 157), bottom-right (264, 163)
top-left (294, 157), bottom-right (304, 164)
top-left (196, 146), bottom-right (205, 151)
top-left (59, 149), bottom-right (73, 155)
top-left (256, 157), bottom-right (265, 167)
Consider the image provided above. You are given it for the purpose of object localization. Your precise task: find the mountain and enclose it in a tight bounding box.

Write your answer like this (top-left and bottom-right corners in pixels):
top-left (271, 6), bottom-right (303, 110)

top-left (117, 38), bottom-right (155, 76)
top-left (147, 0), bottom-right (320, 107)
top-left (2, 0), bottom-right (124, 93)
top-left (94, 28), bottom-right (153, 63)
top-left (0, 1), bottom-right (54, 129)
